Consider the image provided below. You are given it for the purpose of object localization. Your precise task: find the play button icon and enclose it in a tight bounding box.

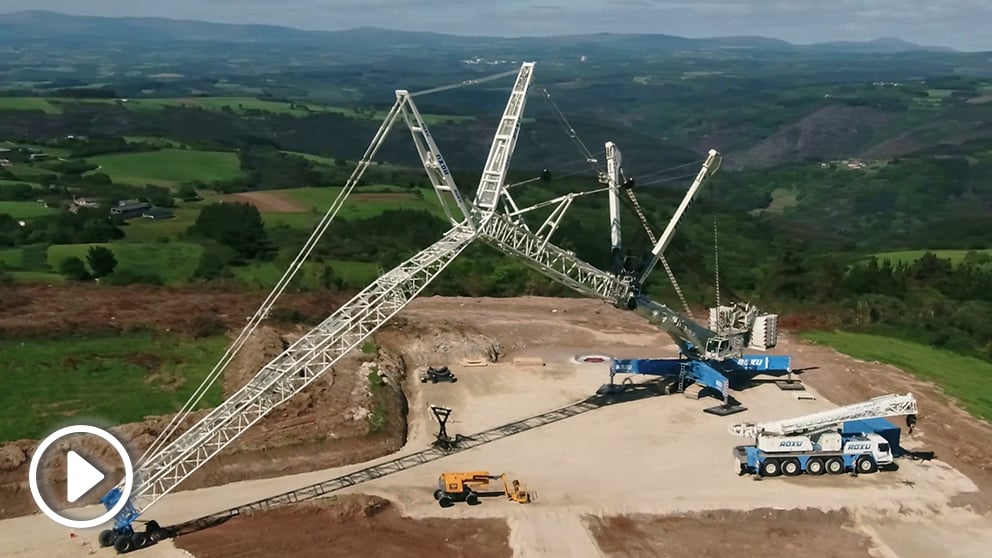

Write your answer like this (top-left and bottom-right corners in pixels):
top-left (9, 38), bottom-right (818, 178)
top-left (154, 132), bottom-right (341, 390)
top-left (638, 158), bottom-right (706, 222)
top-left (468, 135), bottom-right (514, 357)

top-left (29, 425), bottom-right (134, 529)
top-left (66, 450), bottom-right (106, 503)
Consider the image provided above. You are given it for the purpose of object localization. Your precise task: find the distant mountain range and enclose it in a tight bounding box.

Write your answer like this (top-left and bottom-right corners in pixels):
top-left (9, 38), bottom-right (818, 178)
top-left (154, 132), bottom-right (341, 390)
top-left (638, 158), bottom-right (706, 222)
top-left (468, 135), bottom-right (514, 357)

top-left (0, 10), bottom-right (958, 54)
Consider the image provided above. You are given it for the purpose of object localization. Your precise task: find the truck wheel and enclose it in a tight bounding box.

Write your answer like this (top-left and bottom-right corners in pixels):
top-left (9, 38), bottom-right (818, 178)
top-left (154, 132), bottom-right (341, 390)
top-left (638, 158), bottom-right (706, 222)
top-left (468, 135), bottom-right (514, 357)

top-left (433, 489), bottom-right (444, 501)
top-left (856, 456), bottom-right (878, 474)
top-left (826, 457), bottom-right (845, 474)
top-left (806, 458), bottom-right (825, 475)
top-left (466, 492), bottom-right (480, 506)
top-left (114, 536), bottom-right (133, 554)
top-left (760, 459), bottom-right (781, 477)
top-left (438, 494), bottom-right (453, 508)
top-left (782, 458), bottom-right (802, 476)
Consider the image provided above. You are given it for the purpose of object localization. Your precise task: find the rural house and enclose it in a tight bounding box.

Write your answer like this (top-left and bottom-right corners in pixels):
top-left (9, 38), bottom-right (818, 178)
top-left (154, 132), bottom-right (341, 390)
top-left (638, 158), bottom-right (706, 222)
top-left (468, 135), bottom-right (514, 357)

top-left (110, 199), bottom-right (151, 219)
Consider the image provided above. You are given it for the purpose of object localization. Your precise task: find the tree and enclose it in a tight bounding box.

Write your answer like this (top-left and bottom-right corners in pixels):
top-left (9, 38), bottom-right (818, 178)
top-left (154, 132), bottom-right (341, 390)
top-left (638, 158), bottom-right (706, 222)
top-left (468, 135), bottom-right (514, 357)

top-left (188, 202), bottom-right (275, 261)
top-left (86, 246), bottom-right (117, 278)
top-left (59, 256), bottom-right (90, 281)
top-left (178, 183), bottom-right (200, 202)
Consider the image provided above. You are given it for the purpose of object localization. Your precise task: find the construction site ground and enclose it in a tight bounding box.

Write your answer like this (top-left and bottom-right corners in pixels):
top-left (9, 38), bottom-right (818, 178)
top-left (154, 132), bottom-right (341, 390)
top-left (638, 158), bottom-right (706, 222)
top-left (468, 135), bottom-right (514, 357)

top-left (1, 293), bottom-right (991, 557)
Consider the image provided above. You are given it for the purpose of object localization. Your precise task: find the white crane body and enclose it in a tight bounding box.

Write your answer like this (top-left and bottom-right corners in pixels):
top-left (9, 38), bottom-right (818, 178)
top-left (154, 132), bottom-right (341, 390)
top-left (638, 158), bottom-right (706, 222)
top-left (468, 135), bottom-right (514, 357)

top-left (730, 393), bottom-right (918, 477)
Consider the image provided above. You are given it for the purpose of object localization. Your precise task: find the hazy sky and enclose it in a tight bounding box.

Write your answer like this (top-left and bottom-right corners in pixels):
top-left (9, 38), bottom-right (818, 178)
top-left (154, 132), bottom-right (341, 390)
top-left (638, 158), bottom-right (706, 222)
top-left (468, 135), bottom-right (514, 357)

top-left (1, 0), bottom-right (990, 51)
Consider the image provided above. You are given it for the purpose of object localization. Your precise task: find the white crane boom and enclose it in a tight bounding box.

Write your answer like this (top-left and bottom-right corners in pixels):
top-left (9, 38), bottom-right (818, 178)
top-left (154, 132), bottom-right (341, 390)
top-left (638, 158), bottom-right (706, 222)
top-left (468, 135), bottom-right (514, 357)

top-left (605, 141), bottom-right (623, 259)
top-left (473, 62), bottom-right (535, 212)
top-left (128, 226), bottom-right (476, 514)
top-left (397, 90), bottom-right (473, 226)
top-left (728, 393), bottom-right (918, 438)
top-left (637, 149), bottom-right (721, 286)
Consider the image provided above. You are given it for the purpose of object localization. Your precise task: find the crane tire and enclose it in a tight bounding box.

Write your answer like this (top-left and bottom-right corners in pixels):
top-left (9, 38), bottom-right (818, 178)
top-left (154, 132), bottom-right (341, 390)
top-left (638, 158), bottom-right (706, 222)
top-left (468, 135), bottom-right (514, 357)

top-left (114, 536), bottom-right (133, 553)
top-left (99, 530), bottom-right (115, 547)
top-left (856, 456), bottom-right (878, 474)
top-left (782, 458), bottom-right (802, 476)
top-left (760, 459), bottom-right (781, 477)
top-left (131, 533), bottom-right (148, 549)
top-left (826, 457), bottom-right (845, 474)
top-left (806, 458), bottom-right (826, 475)
top-left (466, 492), bottom-right (480, 506)
top-left (438, 494), bottom-right (453, 508)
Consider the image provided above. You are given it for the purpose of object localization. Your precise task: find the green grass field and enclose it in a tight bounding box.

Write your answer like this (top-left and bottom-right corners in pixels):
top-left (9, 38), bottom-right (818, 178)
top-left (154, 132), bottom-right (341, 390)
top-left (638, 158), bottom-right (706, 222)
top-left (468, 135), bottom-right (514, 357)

top-left (802, 331), bottom-right (992, 421)
top-left (48, 242), bottom-right (203, 283)
top-left (0, 333), bottom-right (228, 441)
top-left (873, 249), bottom-right (992, 266)
top-left (72, 96), bottom-right (473, 124)
top-left (0, 201), bottom-right (57, 219)
top-left (87, 148), bottom-right (242, 187)
top-left (0, 97), bottom-right (61, 114)
top-left (278, 186), bottom-right (445, 220)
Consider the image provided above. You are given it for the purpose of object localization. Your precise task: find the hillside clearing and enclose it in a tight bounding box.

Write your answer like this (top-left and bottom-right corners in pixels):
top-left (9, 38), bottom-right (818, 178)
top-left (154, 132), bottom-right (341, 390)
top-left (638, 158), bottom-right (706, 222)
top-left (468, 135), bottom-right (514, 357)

top-left (47, 242), bottom-right (204, 283)
top-left (0, 201), bottom-right (58, 219)
top-left (801, 330), bottom-right (992, 421)
top-left (0, 333), bottom-right (228, 442)
top-left (873, 249), bottom-right (992, 266)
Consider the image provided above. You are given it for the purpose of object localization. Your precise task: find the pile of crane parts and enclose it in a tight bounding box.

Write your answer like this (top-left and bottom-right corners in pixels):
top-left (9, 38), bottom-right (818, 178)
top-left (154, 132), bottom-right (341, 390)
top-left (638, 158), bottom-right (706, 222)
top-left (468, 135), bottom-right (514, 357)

top-left (420, 365), bottom-right (457, 383)
top-left (433, 471), bottom-right (534, 507)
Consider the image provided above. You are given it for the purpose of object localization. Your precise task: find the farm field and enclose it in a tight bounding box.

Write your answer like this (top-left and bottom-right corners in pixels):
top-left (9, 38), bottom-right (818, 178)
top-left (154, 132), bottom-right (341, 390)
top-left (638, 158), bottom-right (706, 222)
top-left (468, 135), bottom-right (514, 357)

top-left (86, 148), bottom-right (243, 186)
top-left (801, 330), bottom-right (992, 421)
top-left (47, 242), bottom-right (204, 283)
top-left (0, 332), bottom-right (228, 441)
top-left (62, 96), bottom-right (475, 124)
top-left (224, 186), bottom-right (447, 222)
top-left (873, 249), bottom-right (992, 265)
top-left (0, 97), bottom-right (60, 113)
top-left (0, 201), bottom-right (58, 219)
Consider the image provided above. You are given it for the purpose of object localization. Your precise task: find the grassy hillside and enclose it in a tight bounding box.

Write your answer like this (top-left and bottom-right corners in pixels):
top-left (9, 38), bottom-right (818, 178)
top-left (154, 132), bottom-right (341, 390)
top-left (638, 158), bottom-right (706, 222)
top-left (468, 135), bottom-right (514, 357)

top-left (87, 149), bottom-right (243, 186)
top-left (802, 331), bottom-right (992, 421)
top-left (47, 242), bottom-right (204, 283)
top-left (0, 201), bottom-right (58, 219)
top-left (0, 333), bottom-right (227, 441)
top-left (873, 249), bottom-right (992, 266)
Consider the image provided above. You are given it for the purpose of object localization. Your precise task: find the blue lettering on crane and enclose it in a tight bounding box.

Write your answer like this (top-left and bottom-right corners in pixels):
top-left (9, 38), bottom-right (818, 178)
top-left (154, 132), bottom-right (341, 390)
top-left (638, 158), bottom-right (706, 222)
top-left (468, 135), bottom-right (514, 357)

top-left (436, 153), bottom-right (450, 176)
top-left (779, 441), bottom-right (805, 448)
top-left (846, 443), bottom-right (872, 451)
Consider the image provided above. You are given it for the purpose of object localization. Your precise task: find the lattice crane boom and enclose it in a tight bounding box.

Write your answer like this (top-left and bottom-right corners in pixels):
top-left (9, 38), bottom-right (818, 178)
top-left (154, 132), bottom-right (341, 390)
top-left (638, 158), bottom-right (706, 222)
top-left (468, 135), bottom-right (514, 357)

top-left (728, 393), bottom-right (918, 438)
top-left (111, 226), bottom-right (477, 523)
top-left (103, 65), bottom-right (537, 541)
top-left (473, 62), bottom-right (535, 213)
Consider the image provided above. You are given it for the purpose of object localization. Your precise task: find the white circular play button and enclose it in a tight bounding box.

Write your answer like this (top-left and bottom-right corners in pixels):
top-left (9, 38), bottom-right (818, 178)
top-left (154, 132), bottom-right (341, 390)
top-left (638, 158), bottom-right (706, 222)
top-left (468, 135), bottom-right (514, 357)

top-left (29, 425), bottom-right (135, 529)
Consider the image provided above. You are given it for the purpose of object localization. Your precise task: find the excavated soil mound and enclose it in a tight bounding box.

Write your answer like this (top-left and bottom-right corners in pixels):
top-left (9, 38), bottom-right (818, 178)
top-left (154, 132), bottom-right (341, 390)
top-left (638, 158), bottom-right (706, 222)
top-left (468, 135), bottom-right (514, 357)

top-left (175, 495), bottom-right (511, 558)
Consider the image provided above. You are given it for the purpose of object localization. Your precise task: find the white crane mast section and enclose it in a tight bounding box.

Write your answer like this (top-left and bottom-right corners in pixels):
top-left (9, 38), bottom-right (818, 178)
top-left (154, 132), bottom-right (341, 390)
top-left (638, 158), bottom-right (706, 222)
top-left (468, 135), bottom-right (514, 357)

top-left (728, 393), bottom-right (918, 438)
top-left (128, 227), bottom-right (476, 514)
top-left (473, 62), bottom-right (535, 212)
top-left (605, 141), bottom-right (622, 254)
top-left (397, 90), bottom-right (472, 227)
top-left (638, 149), bottom-right (721, 285)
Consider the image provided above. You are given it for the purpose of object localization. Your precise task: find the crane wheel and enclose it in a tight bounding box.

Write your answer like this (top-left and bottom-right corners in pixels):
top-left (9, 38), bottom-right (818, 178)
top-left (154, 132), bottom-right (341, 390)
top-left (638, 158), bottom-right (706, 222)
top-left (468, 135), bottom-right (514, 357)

top-left (99, 530), bottom-right (115, 548)
top-left (466, 492), bottom-right (480, 506)
top-left (433, 489), bottom-right (444, 501)
top-left (856, 456), bottom-right (878, 474)
top-left (806, 458), bottom-right (825, 475)
top-left (438, 494), bottom-right (453, 508)
top-left (114, 536), bottom-right (133, 553)
top-left (782, 458), bottom-right (802, 476)
top-left (826, 457), bottom-right (845, 474)
top-left (131, 532), bottom-right (149, 549)
top-left (759, 459), bottom-right (781, 477)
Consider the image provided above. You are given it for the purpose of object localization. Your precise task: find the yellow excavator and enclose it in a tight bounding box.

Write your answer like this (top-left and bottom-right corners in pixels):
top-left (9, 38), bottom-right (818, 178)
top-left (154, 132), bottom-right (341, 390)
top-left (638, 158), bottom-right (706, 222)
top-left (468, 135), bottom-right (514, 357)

top-left (433, 471), bottom-right (535, 507)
